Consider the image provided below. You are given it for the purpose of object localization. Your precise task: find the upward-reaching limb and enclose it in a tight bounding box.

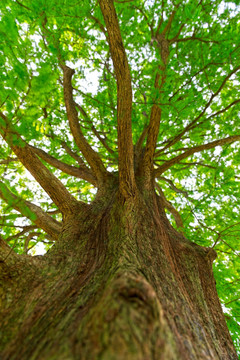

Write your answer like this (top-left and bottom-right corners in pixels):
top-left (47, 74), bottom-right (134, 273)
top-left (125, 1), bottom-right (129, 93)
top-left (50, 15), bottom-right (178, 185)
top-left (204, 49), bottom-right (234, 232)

top-left (140, 10), bottom-right (177, 187)
top-left (0, 112), bottom-right (80, 214)
top-left (62, 66), bottom-right (110, 187)
top-left (30, 145), bottom-right (97, 186)
top-left (99, 0), bottom-right (136, 198)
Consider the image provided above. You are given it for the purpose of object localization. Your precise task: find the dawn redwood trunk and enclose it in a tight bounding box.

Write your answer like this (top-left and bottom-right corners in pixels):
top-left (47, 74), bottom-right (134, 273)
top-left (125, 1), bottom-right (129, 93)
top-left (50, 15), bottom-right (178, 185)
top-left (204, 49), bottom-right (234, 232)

top-left (0, 185), bottom-right (237, 360)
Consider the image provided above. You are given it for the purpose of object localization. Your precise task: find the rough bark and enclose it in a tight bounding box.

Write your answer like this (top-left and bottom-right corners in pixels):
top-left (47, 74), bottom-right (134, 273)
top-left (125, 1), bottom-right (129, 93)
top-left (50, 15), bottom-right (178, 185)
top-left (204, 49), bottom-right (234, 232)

top-left (0, 185), bottom-right (237, 360)
top-left (99, 0), bottom-right (136, 198)
top-left (62, 65), bottom-right (109, 187)
top-left (0, 112), bottom-right (79, 215)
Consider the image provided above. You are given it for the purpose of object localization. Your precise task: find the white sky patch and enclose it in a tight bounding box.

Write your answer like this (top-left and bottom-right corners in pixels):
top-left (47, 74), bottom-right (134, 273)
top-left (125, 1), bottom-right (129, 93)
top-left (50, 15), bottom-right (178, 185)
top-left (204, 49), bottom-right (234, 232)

top-left (218, 1), bottom-right (238, 15)
top-left (30, 241), bottom-right (47, 256)
top-left (213, 146), bottom-right (222, 156)
top-left (67, 59), bottom-right (100, 95)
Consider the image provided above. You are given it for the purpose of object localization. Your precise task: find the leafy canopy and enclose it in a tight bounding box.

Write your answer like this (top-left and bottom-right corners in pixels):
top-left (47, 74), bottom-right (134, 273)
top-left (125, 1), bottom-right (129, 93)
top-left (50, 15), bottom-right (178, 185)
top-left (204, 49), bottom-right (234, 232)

top-left (0, 0), bottom-right (240, 352)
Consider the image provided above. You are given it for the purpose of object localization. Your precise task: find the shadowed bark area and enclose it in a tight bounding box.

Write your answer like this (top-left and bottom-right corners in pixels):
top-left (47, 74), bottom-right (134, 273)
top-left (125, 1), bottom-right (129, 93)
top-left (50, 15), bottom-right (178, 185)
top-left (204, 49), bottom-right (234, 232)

top-left (0, 186), bottom-right (237, 360)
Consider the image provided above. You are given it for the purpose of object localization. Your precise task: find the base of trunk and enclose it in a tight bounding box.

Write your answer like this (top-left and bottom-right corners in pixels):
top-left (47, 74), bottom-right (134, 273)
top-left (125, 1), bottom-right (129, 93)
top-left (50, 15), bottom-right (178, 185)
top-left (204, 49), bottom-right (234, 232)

top-left (0, 193), bottom-right (237, 359)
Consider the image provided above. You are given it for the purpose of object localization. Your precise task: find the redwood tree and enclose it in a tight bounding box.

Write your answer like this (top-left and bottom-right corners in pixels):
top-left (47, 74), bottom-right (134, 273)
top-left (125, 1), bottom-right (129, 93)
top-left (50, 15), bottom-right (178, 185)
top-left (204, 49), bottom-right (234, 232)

top-left (0, 0), bottom-right (240, 359)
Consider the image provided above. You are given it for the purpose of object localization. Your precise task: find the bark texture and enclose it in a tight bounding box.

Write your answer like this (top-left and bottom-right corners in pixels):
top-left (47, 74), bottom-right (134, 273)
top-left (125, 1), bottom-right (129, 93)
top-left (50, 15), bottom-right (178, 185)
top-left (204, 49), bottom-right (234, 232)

top-left (0, 186), bottom-right (237, 360)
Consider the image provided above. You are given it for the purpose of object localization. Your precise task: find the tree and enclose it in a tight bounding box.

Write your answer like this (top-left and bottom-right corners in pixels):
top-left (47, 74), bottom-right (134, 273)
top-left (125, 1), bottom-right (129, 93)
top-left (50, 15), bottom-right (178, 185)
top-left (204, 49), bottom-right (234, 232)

top-left (0, 0), bottom-right (240, 358)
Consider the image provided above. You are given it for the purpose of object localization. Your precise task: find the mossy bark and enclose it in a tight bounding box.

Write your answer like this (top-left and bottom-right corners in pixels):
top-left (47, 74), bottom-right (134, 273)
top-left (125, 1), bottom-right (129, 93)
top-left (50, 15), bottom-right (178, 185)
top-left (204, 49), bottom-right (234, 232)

top-left (0, 189), bottom-right (238, 360)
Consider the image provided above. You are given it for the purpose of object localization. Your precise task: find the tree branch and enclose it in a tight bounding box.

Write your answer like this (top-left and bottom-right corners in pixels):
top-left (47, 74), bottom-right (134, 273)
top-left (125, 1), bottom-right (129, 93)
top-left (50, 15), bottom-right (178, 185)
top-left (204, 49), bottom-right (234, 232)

top-left (62, 66), bottom-right (109, 186)
top-left (0, 157), bottom-right (18, 165)
top-left (0, 112), bottom-right (80, 214)
top-left (99, 0), bottom-right (136, 198)
top-left (6, 225), bottom-right (37, 242)
top-left (74, 102), bottom-right (114, 155)
top-left (139, 7), bottom-right (179, 184)
top-left (23, 232), bottom-right (42, 254)
top-left (30, 145), bottom-right (97, 186)
top-left (141, 34), bottom-right (170, 184)
top-left (174, 36), bottom-right (219, 44)
top-left (15, 0), bottom-right (31, 11)
top-left (0, 181), bottom-right (61, 240)
top-left (160, 66), bottom-right (240, 152)
top-left (135, 124), bottom-right (149, 156)
top-left (155, 135), bottom-right (240, 176)
top-left (157, 176), bottom-right (189, 197)
top-left (169, 62), bottom-right (224, 101)
top-left (60, 141), bottom-right (86, 166)
top-left (46, 132), bottom-right (87, 167)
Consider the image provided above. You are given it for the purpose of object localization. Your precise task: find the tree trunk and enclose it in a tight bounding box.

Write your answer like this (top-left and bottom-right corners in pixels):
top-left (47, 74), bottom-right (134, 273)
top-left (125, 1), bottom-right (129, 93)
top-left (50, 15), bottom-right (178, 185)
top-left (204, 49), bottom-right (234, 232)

top-left (0, 189), bottom-right (238, 360)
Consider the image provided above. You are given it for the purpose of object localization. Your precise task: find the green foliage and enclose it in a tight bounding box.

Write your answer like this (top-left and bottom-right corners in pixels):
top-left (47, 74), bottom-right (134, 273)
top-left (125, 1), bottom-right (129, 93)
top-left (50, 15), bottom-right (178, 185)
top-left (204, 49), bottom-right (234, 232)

top-left (0, 0), bottom-right (240, 353)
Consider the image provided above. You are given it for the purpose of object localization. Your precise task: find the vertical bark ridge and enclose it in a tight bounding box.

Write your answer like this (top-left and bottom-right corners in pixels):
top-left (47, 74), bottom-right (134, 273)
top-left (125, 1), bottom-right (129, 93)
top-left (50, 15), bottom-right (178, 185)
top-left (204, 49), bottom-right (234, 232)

top-left (99, 0), bottom-right (136, 199)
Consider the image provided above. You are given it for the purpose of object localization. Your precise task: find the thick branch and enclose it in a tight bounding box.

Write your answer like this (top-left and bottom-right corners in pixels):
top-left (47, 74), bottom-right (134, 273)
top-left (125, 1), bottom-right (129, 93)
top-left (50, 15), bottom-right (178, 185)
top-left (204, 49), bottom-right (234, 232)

top-left (30, 145), bottom-right (97, 186)
top-left (0, 181), bottom-right (61, 240)
top-left (155, 135), bottom-right (240, 176)
top-left (0, 112), bottom-right (79, 214)
top-left (140, 8), bottom-right (179, 183)
top-left (62, 66), bottom-right (109, 185)
top-left (99, 0), bottom-right (136, 197)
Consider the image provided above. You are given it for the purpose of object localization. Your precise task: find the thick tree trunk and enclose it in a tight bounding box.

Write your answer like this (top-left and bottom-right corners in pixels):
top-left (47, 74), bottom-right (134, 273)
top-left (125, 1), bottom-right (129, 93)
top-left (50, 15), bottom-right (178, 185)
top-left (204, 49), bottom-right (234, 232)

top-left (0, 190), bottom-right (238, 360)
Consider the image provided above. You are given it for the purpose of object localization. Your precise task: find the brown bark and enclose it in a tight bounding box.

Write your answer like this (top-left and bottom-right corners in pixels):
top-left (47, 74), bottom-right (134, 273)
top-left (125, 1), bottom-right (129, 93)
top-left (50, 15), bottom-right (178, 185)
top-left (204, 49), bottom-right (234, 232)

top-left (30, 145), bottom-right (97, 186)
top-left (0, 112), bottom-right (80, 214)
top-left (141, 24), bottom-right (171, 186)
top-left (99, 0), bottom-right (136, 198)
top-left (0, 181), bottom-right (61, 240)
top-left (0, 185), bottom-right (237, 360)
top-left (62, 66), bottom-right (109, 187)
